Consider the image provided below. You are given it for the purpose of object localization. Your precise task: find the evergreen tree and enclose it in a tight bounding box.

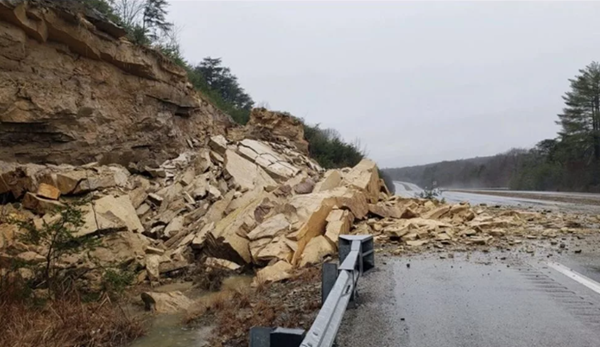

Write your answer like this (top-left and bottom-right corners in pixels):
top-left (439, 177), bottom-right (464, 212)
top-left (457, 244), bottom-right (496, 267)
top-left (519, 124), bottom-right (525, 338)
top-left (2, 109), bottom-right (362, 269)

top-left (142, 0), bottom-right (172, 41)
top-left (557, 62), bottom-right (600, 162)
top-left (194, 57), bottom-right (255, 111)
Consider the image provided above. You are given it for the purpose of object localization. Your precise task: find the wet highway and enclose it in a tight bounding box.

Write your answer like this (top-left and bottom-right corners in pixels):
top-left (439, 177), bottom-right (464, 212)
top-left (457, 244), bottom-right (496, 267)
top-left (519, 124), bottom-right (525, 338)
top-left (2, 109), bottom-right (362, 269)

top-left (393, 181), bottom-right (600, 213)
top-left (338, 252), bottom-right (600, 347)
top-left (336, 182), bottom-right (600, 346)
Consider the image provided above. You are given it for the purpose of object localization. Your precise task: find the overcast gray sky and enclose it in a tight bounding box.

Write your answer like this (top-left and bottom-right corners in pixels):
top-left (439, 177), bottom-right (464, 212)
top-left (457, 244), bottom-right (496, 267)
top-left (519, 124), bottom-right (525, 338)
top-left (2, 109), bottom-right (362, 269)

top-left (167, 1), bottom-right (600, 168)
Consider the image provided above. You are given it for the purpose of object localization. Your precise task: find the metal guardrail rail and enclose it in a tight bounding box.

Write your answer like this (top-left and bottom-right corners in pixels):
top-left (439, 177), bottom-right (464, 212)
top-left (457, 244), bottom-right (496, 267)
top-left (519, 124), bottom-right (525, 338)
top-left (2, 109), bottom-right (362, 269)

top-left (250, 235), bottom-right (375, 347)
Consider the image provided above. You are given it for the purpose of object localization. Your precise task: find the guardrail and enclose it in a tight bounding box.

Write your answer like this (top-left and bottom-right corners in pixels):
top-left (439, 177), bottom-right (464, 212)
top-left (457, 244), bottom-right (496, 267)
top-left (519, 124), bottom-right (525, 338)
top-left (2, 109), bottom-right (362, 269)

top-left (250, 235), bottom-right (375, 347)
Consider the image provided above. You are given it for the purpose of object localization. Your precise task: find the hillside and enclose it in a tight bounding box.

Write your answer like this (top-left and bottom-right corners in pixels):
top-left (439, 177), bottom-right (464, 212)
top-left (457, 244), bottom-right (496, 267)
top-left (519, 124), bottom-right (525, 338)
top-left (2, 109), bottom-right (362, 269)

top-left (383, 151), bottom-right (527, 189)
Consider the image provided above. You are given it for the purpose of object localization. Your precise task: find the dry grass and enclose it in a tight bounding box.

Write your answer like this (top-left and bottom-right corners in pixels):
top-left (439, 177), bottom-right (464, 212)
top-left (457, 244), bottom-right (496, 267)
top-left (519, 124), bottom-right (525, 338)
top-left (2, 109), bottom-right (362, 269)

top-left (0, 277), bottom-right (144, 347)
top-left (187, 267), bottom-right (322, 347)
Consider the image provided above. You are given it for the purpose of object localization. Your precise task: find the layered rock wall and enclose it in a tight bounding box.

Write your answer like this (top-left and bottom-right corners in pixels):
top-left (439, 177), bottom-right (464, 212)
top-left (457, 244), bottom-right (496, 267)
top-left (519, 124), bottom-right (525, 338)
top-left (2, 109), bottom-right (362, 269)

top-left (0, 0), bottom-right (232, 165)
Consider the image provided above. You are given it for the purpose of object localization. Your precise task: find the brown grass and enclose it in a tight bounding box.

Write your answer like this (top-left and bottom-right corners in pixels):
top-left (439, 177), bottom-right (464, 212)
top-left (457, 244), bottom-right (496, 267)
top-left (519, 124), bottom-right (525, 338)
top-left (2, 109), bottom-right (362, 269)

top-left (187, 266), bottom-right (322, 347)
top-left (0, 276), bottom-right (144, 347)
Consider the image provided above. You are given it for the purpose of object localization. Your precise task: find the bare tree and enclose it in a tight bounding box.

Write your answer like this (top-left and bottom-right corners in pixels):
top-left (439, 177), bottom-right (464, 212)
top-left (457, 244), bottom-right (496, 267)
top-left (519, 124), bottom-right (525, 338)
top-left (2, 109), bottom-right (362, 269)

top-left (112, 0), bottom-right (145, 28)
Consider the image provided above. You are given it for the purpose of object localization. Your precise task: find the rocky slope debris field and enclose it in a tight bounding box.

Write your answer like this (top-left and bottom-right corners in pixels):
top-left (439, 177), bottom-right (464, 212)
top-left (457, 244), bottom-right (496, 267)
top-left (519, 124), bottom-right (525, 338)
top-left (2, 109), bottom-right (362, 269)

top-left (2, 112), bottom-right (596, 303)
top-left (0, 105), bottom-right (394, 299)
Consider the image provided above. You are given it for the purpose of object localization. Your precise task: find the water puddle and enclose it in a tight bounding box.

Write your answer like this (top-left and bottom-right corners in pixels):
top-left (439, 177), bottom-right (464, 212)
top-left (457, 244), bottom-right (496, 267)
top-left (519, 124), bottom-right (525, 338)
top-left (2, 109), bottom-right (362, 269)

top-left (128, 275), bottom-right (253, 347)
top-left (128, 313), bottom-right (213, 347)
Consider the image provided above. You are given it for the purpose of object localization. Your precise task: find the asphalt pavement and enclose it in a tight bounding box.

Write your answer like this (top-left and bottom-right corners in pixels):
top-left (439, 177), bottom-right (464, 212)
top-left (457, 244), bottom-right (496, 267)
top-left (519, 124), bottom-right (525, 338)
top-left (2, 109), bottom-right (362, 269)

top-left (338, 252), bottom-right (600, 347)
top-left (340, 182), bottom-right (600, 346)
top-left (393, 181), bottom-right (600, 213)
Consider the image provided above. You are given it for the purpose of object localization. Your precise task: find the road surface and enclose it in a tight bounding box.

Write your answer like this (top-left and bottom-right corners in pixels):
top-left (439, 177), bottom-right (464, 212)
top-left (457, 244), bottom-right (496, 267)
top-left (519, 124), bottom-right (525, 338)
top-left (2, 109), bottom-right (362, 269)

top-left (393, 181), bottom-right (600, 213)
top-left (336, 182), bottom-right (600, 346)
top-left (338, 248), bottom-right (600, 347)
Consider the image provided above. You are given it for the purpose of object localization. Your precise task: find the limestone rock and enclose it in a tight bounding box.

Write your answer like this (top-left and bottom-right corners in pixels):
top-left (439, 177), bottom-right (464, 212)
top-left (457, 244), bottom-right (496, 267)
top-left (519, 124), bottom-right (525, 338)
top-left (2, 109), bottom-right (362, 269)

top-left (128, 187), bottom-right (148, 209)
top-left (246, 108), bottom-right (309, 155)
top-left (22, 192), bottom-right (63, 214)
top-left (368, 203), bottom-right (403, 219)
top-left (78, 195), bottom-right (143, 236)
top-left (324, 209), bottom-right (352, 244)
top-left (293, 178), bottom-right (315, 195)
top-left (163, 216), bottom-right (184, 239)
top-left (406, 218), bottom-right (451, 230)
top-left (290, 187), bottom-right (368, 265)
top-left (204, 191), bottom-right (235, 223)
top-left (90, 232), bottom-right (149, 267)
top-left (148, 193), bottom-right (163, 206)
top-left (0, 0), bottom-right (231, 165)
top-left (204, 193), bottom-right (270, 264)
top-left (325, 220), bottom-right (349, 244)
top-left (0, 223), bottom-right (18, 248)
top-left (36, 183), bottom-right (60, 200)
top-left (136, 203), bottom-right (151, 216)
top-left (422, 205), bottom-right (451, 219)
top-left (16, 251), bottom-right (45, 264)
top-left (343, 159), bottom-right (380, 203)
top-left (209, 135), bottom-right (228, 155)
top-left (159, 260), bottom-right (189, 275)
top-left (255, 260), bottom-right (293, 284)
top-left (205, 257), bottom-right (241, 271)
top-left (191, 222), bottom-right (214, 249)
top-left (247, 214), bottom-right (290, 240)
top-left (237, 139), bottom-right (300, 179)
top-left (72, 167), bottom-right (129, 194)
top-left (141, 291), bottom-right (193, 313)
top-left (299, 236), bottom-right (334, 267)
top-left (180, 168), bottom-right (195, 187)
top-left (314, 170), bottom-right (342, 192)
top-left (255, 238), bottom-right (293, 263)
top-left (0, 163), bottom-right (44, 198)
top-left (224, 149), bottom-right (276, 191)
top-left (145, 246), bottom-right (165, 255)
top-left (146, 254), bottom-right (161, 281)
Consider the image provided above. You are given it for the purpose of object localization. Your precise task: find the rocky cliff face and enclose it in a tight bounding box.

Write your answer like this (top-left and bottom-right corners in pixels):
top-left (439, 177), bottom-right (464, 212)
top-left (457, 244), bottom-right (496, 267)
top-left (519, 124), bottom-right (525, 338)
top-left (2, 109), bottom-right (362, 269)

top-left (0, 0), bottom-right (232, 166)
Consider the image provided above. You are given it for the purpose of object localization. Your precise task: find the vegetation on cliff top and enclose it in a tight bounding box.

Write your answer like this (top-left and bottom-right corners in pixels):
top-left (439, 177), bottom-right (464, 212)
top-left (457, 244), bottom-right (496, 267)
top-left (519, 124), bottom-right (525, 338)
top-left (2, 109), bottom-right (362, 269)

top-left (79, 0), bottom-right (366, 170)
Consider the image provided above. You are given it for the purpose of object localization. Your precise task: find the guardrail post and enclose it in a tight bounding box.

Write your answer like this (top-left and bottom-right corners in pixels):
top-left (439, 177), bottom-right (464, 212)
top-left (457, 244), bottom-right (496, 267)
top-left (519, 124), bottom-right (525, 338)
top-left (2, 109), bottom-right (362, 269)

top-left (339, 235), bottom-right (375, 274)
top-left (249, 327), bottom-right (305, 347)
top-left (271, 328), bottom-right (305, 347)
top-left (322, 262), bottom-right (338, 305)
top-left (250, 234), bottom-right (375, 347)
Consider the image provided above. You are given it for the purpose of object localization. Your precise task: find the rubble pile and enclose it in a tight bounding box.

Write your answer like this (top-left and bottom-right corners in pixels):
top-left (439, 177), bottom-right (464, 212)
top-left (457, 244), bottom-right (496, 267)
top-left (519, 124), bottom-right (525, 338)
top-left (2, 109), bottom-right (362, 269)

top-left (2, 104), bottom-right (596, 290)
top-left (355, 195), bottom-right (596, 254)
top-left (0, 108), bottom-right (395, 287)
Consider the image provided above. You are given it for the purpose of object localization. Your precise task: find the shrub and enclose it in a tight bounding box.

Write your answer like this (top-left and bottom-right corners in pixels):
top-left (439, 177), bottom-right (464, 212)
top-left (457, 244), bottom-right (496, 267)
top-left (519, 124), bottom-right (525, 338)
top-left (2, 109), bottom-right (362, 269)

top-left (303, 124), bottom-right (365, 169)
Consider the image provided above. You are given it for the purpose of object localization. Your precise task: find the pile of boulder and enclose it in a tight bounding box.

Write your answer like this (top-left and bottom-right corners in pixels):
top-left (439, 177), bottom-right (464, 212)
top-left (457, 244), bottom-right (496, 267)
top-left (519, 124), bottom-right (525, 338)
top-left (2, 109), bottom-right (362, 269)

top-left (2, 109), bottom-right (594, 291)
top-left (0, 110), bottom-right (392, 287)
top-left (354, 194), bottom-right (596, 254)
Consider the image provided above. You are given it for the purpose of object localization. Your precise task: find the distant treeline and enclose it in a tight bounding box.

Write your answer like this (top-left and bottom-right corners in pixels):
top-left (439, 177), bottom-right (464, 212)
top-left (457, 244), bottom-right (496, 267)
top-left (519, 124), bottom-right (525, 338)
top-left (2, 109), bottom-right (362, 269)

top-left (384, 62), bottom-right (600, 193)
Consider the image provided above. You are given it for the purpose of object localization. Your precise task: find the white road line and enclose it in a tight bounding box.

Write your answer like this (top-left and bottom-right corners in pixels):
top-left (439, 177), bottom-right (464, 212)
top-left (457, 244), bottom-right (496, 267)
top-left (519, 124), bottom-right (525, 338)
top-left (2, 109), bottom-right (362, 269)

top-left (547, 261), bottom-right (600, 295)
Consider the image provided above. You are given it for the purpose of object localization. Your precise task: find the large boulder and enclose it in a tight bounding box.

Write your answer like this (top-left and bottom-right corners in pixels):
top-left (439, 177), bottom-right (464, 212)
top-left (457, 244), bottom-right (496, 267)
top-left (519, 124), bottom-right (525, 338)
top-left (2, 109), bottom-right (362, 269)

top-left (224, 149), bottom-right (276, 191)
top-left (299, 235), bottom-right (335, 267)
top-left (141, 291), bottom-right (193, 313)
top-left (246, 108), bottom-right (309, 155)
top-left (343, 159), bottom-right (380, 203)
top-left (314, 170), bottom-right (342, 192)
top-left (237, 140), bottom-right (300, 180)
top-left (204, 192), bottom-right (272, 265)
top-left (77, 195), bottom-right (143, 237)
top-left (289, 187), bottom-right (368, 265)
top-left (255, 260), bottom-right (293, 284)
